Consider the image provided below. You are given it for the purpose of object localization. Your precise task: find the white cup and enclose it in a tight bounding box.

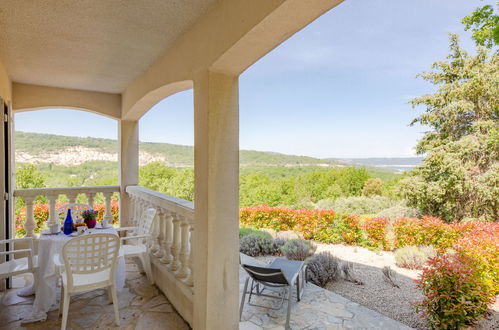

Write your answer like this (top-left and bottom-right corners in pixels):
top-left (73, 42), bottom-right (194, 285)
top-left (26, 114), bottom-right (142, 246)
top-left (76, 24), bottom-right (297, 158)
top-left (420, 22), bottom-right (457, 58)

top-left (77, 226), bottom-right (87, 235)
top-left (50, 223), bottom-right (60, 234)
top-left (101, 219), bottom-right (109, 228)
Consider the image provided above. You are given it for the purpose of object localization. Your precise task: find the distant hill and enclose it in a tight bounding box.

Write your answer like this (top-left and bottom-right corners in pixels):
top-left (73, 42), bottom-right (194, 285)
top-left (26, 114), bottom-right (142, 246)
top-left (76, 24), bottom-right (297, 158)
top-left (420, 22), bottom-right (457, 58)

top-left (331, 157), bottom-right (423, 172)
top-left (14, 131), bottom-right (342, 167)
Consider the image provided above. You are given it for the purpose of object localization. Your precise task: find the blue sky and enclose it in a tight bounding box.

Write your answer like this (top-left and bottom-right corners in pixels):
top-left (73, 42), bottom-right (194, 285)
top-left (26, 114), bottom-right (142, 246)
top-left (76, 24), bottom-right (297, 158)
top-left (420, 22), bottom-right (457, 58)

top-left (15, 0), bottom-right (488, 158)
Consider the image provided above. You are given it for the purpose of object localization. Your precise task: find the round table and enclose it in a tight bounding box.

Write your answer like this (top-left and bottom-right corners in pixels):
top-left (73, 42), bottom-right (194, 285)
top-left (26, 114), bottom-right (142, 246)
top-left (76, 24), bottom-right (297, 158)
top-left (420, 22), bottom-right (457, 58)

top-left (18, 227), bottom-right (126, 323)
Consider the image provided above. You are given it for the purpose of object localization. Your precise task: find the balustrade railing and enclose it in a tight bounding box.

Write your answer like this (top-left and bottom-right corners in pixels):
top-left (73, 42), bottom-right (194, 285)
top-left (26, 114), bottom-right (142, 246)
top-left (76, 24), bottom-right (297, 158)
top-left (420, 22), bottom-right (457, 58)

top-left (13, 185), bottom-right (120, 237)
top-left (126, 185), bottom-right (194, 289)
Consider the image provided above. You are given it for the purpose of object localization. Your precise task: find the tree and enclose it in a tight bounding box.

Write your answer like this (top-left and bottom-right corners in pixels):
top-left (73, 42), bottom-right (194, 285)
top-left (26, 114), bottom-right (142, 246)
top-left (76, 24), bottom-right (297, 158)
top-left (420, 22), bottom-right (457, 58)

top-left (16, 164), bottom-right (45, 189)
top-left (362, 178), bottom-right (383, 197)
top-left (139, 162), bottom-right (176, 193)
top-left (15, 164), bottom-right (47, 209)
top-left (400, 35), bottom-right (498, 221)
top-left (462, 2), bottom-right (499, 49)
top-left (168, 168), bottom-right (194, 201)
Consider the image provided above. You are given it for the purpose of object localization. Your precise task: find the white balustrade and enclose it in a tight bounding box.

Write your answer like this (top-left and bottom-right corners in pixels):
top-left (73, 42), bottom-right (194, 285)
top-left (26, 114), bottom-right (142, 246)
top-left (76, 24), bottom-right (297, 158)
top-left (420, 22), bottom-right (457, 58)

top-left (159, 212), bottom-right (173, 265)
top-left (151, 208), bottom-right (163, 256)
top-left (169, 214), bottom-right (181, 272)
top-left (103, 192), bottom-right (113, 223)
top-left (184, 221), bottom-right (194, 286)
top-left (23, 196), bottom-right (36, 237)
top-left (13, 185), bottom-right (120, 235)
top-left (47, 195), bottom-right (57, 227)
top-left (87, 193), bottom-right (95, 208)
top-left (125, 185), bottom-right (194, 292)
top-left (177, 217), bottom-right (190, 279)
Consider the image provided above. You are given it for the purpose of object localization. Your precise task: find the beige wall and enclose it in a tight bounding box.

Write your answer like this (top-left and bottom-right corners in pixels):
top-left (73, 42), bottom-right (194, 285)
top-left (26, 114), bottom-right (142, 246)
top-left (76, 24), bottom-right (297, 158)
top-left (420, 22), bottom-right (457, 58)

top-left (0, 60), bottom-right (12, 103)
top-left (12, 83), bottom-right (121, 119)
top-left (0, 59), bottom-right (12, 287)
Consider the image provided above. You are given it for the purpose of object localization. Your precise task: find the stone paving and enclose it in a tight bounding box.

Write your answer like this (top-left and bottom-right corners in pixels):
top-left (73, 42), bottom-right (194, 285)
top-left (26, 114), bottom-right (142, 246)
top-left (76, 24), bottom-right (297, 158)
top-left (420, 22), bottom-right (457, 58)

top-left (239, 255), bottom-right (413, 330)
top-left (2, 254), bottom-right (413, 329)
top-left (0, 258), bottom-right (190, 330)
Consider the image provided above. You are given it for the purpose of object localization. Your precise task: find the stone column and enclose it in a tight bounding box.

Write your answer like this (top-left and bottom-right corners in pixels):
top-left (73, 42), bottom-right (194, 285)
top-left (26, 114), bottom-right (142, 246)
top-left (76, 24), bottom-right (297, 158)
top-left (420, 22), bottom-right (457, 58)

top-left (119, 120), bottom-right (139, 227)
top-left (193, 70), bottom-right (239, 330)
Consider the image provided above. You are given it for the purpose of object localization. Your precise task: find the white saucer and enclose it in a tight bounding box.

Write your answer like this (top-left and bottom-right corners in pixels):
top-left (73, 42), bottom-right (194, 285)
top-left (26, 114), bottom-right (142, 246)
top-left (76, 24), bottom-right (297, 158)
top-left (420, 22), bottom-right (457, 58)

top-left (95, 223), bottom-right (112, 229)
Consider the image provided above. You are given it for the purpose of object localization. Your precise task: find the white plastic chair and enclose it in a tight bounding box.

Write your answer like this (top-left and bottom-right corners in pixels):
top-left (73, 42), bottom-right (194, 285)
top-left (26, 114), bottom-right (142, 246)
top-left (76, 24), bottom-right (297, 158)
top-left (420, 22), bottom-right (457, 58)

top-left (56, 203), bottom-right (92, 224)
top-left (0, 237), bottom-right (38, 302)
top-left (58, 233), bottom-right (120, 330)
top-left (116, 208), bottom-right (156, 284)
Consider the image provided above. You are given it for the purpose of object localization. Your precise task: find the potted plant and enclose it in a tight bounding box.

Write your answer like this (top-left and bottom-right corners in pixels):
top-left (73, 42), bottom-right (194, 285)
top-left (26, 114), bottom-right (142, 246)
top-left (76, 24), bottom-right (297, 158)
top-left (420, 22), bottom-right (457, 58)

top-left (81, 209), bottom-right (98, 229)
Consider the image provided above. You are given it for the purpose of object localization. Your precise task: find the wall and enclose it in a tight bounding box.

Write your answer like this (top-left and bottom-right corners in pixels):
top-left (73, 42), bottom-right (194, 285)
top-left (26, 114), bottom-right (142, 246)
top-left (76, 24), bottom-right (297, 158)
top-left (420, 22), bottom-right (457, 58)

top-left (12, 83), bottom-right (121, 119)
top-left (0, 59), bottom-right (12, 291)
top-left (0, 60), bottom-right (11, 103)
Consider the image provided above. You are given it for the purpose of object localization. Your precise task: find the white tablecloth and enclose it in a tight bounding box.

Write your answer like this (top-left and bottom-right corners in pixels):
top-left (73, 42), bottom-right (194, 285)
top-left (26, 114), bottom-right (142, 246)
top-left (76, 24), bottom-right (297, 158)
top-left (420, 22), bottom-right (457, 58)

top-left (18, 228), bottom-right (126, 323)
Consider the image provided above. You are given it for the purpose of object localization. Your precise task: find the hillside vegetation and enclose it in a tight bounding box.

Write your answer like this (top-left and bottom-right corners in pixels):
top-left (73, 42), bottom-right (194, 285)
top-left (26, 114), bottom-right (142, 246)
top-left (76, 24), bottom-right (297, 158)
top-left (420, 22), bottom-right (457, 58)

top-left (15, 131), bottom-right (345, 167)
top-left (15, 131), bottom-right (403, 213)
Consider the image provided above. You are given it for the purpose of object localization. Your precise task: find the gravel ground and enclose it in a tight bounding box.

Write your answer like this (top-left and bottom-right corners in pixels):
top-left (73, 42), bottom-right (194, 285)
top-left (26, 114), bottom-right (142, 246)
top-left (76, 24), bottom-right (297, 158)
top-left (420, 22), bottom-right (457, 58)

top-left (257, 241), bottom-right (498, 330)
top-left (315, 243), bottom-right (426, 329)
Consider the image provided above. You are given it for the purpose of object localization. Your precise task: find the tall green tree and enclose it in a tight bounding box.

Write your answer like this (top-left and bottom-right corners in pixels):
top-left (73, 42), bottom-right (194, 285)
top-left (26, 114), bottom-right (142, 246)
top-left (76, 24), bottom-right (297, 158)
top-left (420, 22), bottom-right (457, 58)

top-left (462, 2), bottom-right (499, 48)
top-left (400, 35), bottom-right (498, 221)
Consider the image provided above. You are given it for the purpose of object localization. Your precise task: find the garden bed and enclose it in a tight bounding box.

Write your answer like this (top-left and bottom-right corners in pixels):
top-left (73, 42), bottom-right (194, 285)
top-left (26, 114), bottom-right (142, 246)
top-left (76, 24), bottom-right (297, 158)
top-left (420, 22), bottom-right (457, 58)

top-left (255, 242), bottom-right (498, 330)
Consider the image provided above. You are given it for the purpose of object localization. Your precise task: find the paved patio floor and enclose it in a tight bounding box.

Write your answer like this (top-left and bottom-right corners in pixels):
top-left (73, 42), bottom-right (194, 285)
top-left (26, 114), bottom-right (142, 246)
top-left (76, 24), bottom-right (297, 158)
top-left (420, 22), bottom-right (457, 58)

top-left (0, 258), bottom-right (189, 330)
top-left (3, 255), bottom-right (413, 329)
top-left (239, 255), bottom-right (413, 330)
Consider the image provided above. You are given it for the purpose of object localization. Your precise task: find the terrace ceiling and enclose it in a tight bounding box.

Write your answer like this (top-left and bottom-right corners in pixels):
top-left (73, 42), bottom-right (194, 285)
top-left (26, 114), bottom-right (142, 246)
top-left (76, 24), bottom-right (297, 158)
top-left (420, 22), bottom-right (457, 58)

top-left (0, 0), bottom-right (219, 94)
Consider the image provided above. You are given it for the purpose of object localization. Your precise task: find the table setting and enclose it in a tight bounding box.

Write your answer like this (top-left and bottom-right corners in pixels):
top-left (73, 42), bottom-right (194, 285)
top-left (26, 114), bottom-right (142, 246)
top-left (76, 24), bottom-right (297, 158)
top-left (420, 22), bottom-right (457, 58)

top-left (18, 207), bottom-right (125, 324)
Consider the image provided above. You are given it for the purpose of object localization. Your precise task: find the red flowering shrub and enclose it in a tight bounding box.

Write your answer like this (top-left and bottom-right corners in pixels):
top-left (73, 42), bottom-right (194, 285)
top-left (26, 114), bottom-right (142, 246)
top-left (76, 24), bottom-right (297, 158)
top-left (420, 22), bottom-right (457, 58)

top-left (293, 209), bottom-right (336, 240)
top-left (240, 205), bottom-right (296, 231)
top-left (339, 214), bottom-right (364, 245)
top-left (363, 217), bottom-right (390, 250)
top-left (93, 200), bottom-right (120, 224)
top-left (454, 222), bottom-right (499, 296)
top-left (240, 206), bottom-right (365, 245)
top-left (393, 216), bottom-right (476, 251)
top-left (393, 217), bottom-right (422, 248)
top-left (416, 254), bottom-right (494, 329)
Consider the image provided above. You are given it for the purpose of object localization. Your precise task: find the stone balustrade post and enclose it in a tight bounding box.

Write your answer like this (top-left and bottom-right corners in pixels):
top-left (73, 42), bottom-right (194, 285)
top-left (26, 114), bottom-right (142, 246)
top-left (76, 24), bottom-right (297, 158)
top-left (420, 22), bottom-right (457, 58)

top-left (87, 193), bottom-right (95, 209)
top-left (66, 194), bottom-right (76, 204)
top-left (47, 195), bottom-right (58, 226)
top-left (129, 196), bottom-right (136, 225)
top-left (148, 207), bottom-right (160, 254)
top-left (103, 192), bottom-right (113, 224)
top-left (183, 221), bottom-right (194, 286)
top-left (159, 211), bottom-right (174, 264)
top-left (177, 217), bottom-right (190, 278)
top-left (169, 214), bottom-right (181, 271)
top-left (23, 196), bottom-right (36, 237)
top-left (152, 209), bottom-right (166, 258)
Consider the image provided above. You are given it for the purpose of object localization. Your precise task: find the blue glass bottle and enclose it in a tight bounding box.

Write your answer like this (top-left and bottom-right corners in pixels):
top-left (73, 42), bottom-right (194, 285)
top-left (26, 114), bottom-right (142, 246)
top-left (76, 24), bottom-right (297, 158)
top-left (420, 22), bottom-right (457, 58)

top-left (63, 209), bottom-right (74, 235)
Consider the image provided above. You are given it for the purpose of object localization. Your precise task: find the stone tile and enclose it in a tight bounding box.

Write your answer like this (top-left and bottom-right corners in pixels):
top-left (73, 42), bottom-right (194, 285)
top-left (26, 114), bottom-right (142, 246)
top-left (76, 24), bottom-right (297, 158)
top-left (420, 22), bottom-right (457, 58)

top-left (0, 304), bottom-right (32, 325)
top-left (239, 255), bottom-right (413, 330)
top-left (240, 321), bottom-right (264, 330)
top-left (135, 311), bottom-right (189, 330)
top-left (71, 305), bottom-right (104, 328)
top-left (94, 307), bottom-right (142, 329)
top-left (116, 288), bottom-right (135, 309)
top-left (1, 261), bottom-right (190, 330)
top-left (1, 289), bottom-right (34, 306)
